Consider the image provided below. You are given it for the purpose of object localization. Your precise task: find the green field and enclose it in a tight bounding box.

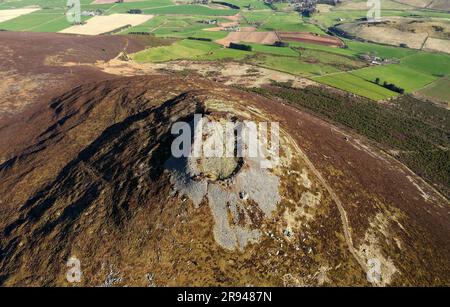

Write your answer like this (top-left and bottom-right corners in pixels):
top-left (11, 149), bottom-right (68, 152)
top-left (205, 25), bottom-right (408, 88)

top-left (186, 30), bottom-right (229, 40)
top-left (311, 54), bottom-right (447, 100)
top-left (0, 8), bottom-right (91, 32)
top-left (0, 0), bottom-right (71, 9)
top-left (345, 40), bottom-right (418, 59)
top-left (299, 48), bottom-right (365, 70)
top-left (288, 41), bottom-right (357, 57)
top-left (132, 39), bottom-right (222, 63)
top-left (240, 11), bottom-right (325, 34)
top-left (334, 0), bottom-right (422, 11)
top-left (0, 0), bottom-right (113, 10)
top-left (120, 15), bottom-right (166, 34)
top-left (401, 53), bottom-right (450, 76)
top-left (417, 77), bottom-right (450, 104)
top-left (247, 43), bottom-right (299, 56)
top-left (122, 14), bottom-right (230, 40)
top-left (140, 5), bottom-right (236, 16)
top-left (195, 47), bottom-right (254, 61)
top-left (314, 72), bottom-right (398, 100)
top-left (289, 39), bottom-right (418, 59)
top-left (252, 54), bottom-right (341, 76)
top-left (350, 64), bottom-right (437, 92)
top-left (0, 1), bottom-right (236, 32)
top-left (259, 12), bottom-right (326, 34)
top-left (104, 0), bottom-right (174, 14)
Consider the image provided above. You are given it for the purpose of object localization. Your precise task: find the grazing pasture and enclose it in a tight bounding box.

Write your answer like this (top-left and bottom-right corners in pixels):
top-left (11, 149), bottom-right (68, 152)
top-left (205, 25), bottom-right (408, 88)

top-left (141, 5), bottom-right (236, 16)
top-left (401, 53), bottom-right (450, 76)
top-left (417, 77), bottom-right (450, 104)
top-left (299, 49), bottom-right (366, 70)
top-left (92, 0), bottom-right (151, 3)
top-left (259, 12), bottom-right (326, 34)
top-left (251, 54), bottom-right (341, 76)
top-left (351, 64), bottom-right (437, 92)
top-left (0, 8), bottom-right (81, 32)
top-left (132, 39), bottom-right (222, 62)
top-left (344, 40), bottom-right (418, 59)
top-left (314, 73), bottom-right (398, 100)
top-left (246, 43), bottom-right (299, 56)
top-left (195, 47), bottom-right (254, 61)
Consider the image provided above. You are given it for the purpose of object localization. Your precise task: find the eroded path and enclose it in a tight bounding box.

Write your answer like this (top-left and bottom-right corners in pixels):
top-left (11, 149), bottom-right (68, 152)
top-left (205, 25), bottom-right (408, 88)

top-left (285, 130), bottom-right (367, 272)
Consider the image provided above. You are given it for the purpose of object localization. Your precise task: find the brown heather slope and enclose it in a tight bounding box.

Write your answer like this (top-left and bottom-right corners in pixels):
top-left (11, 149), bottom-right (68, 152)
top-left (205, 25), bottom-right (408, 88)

top-left (0, 31), bottom-right (175, 164)
top-left (0, 32), bottom-right (146, 113)
top-left (0, 74), bottom-right (449, 286)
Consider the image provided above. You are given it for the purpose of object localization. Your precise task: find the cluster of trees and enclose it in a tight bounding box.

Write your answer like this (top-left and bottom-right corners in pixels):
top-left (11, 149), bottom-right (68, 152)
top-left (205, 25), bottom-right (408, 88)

top-left (187, 37), bottom-right (212, 41)
top-left (229, 43), bottom-right (252, 51)
top-left (211, 1), bottom-right (240, 9)
top-left (127, 9), bottom-right (142, 14)
top-left (383, 82), bottom-right (405, 94)
top-left (374, 78), bottom-right (405, 94)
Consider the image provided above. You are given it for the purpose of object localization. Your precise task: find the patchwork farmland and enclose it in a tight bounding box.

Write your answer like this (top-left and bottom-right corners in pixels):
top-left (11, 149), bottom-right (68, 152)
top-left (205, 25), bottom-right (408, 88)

top-left (0, 0), bottom-right (448, 102)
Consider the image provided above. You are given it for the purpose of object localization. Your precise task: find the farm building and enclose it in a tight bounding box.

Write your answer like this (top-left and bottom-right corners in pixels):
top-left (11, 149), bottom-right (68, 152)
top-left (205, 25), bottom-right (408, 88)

top-left (200, 19), bottom-right (218, 25)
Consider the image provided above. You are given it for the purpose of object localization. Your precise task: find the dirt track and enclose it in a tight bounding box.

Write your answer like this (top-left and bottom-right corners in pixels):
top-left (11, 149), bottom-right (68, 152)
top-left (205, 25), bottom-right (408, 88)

top-left (284, 130), bottom-right (367, 273)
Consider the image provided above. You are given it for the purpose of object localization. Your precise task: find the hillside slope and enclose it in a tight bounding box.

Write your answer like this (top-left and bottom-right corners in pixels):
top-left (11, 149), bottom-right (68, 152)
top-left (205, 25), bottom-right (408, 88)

top-left (0, 75), bottom-right (449, 286)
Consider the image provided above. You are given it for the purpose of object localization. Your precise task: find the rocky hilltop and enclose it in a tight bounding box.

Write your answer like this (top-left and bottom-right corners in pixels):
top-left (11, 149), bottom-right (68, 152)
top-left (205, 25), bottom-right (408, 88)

top-left (0, 75), bottom-right (449, 286)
